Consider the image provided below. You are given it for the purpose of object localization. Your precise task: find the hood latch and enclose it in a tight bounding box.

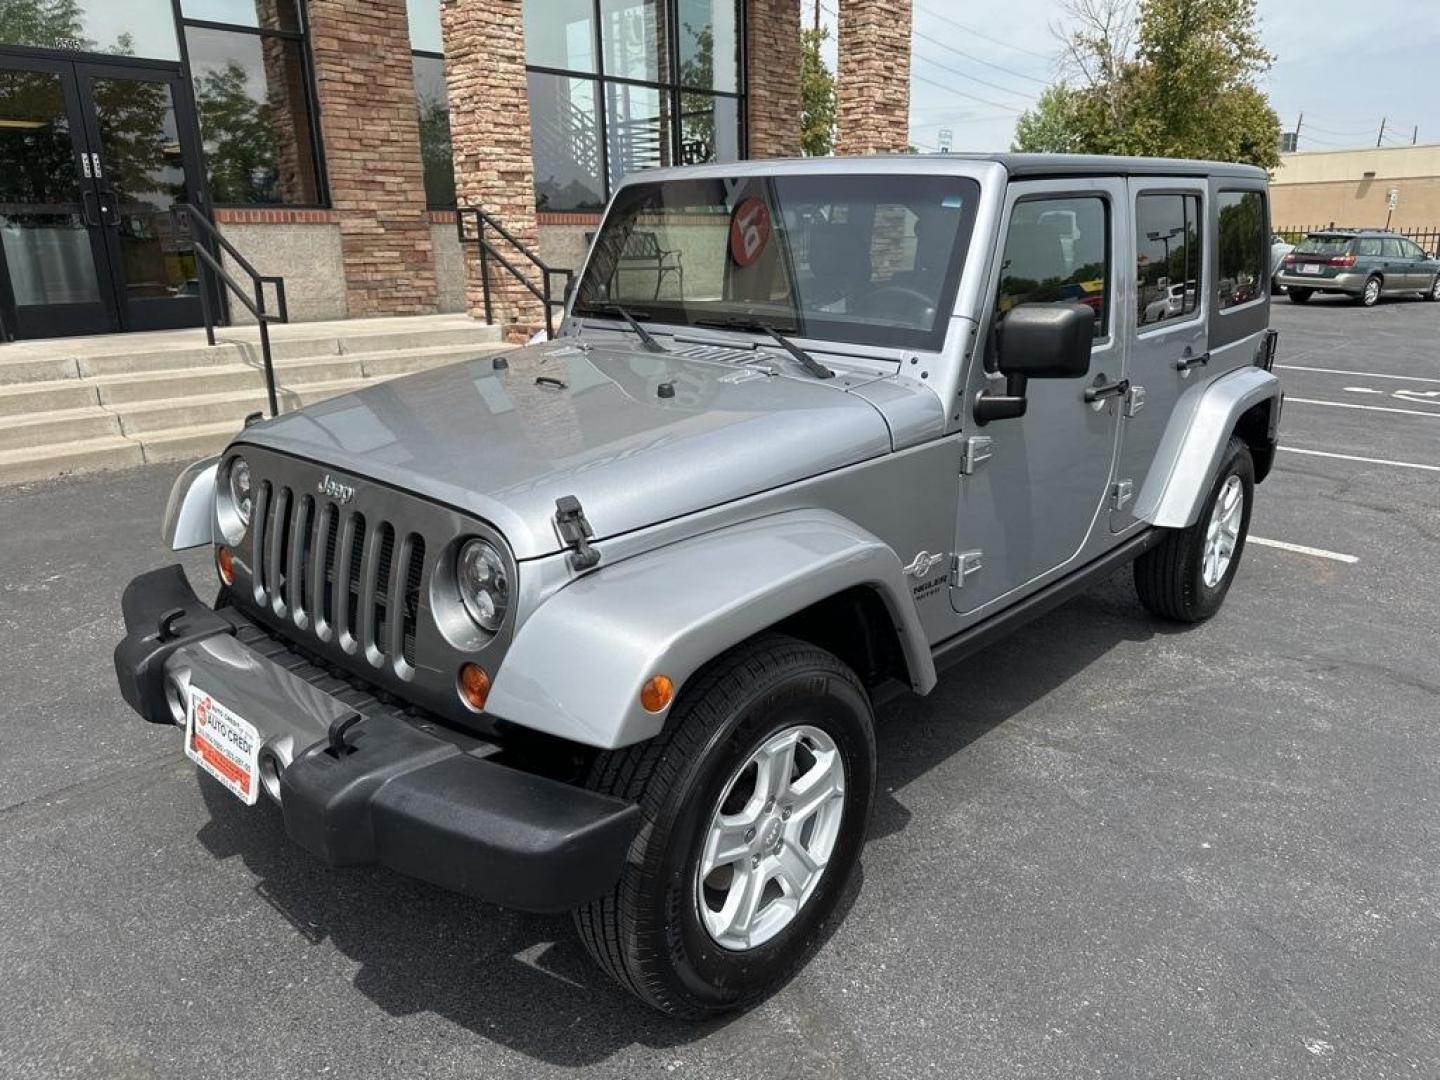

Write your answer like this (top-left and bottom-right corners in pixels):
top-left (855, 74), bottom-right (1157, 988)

top-left (555, 496), bottom-right (601, 571)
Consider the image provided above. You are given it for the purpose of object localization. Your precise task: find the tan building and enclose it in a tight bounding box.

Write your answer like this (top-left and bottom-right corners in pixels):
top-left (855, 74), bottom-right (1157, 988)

top-left (1271, 144), bottom-right (1440, 230)
top-left (0, 0), bottom-right (913, 343)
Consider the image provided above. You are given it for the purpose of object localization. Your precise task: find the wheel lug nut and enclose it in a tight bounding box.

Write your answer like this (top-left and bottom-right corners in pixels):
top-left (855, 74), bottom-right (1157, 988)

top-left (744, 827), bottom-right (755, 842)
top-left (764, 798), bottom-right (775, 813)
top-left (751, 852), bottom-right (761, 868)
top-left (782, 806), bottom-right (792, 820)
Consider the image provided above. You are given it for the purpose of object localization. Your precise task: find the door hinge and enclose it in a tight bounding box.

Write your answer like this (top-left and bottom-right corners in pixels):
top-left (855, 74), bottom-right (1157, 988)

top-left (1124, 385), bottom-right (1146, 417)
top-left (1110, 479), bottom-right (1135, 510)
top-left (949, 550), bottom-right (983, 587)
top-left (960, 435), bottom-right (994, 475)
top-left (554, 495), bottom-right (601, 571)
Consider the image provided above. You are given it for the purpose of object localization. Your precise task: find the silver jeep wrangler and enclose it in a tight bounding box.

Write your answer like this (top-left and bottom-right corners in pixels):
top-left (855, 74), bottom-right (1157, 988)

top-left (115, 155), bottom-right (1282, 1017)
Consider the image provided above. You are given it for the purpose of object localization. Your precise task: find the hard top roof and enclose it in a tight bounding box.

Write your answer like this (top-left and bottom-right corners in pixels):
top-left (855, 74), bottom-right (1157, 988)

top-left (938, 152), bottom-right (1267, 181)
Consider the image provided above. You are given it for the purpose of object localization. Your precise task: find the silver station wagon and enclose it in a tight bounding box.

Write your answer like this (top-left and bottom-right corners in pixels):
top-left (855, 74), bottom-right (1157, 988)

top-left (116, 154), bottom-right (1282, 1017)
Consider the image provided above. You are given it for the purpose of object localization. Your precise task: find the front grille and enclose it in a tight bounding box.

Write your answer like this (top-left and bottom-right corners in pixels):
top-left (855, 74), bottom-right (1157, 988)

top-left (251, 481), bottom-right (427, 675)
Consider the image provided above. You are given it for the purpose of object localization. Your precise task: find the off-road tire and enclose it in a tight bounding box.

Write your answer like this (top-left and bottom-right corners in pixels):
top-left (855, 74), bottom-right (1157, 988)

top-left (1287, 287), bottom-right (1312, 304)
top-left (1134, 437), bottom-right (1255, 623)
top-left (573, 633), bottom-right (876, 1018)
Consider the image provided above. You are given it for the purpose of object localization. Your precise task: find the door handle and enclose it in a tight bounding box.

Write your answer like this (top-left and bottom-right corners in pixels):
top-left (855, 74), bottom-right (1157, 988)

top-left (1176, 351), bottom-right (1210, 371)
top-left (81, 189), bottom-right (101, 227)
top-left (97, 191), bottom-right (120, 228)
top-left (1084, 377), bottom-right (1130, 403)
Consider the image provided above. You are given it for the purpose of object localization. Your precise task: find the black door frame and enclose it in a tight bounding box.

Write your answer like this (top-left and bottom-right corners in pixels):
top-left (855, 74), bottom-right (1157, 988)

top-left (0, 44), bottom-right (214, 339)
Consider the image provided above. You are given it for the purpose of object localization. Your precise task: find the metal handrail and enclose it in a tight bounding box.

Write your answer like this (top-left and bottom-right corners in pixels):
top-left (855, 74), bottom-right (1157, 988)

top-left (172, 203), bottom-right (289, 417)
top-left (455, 206), bottom-right (573, 339)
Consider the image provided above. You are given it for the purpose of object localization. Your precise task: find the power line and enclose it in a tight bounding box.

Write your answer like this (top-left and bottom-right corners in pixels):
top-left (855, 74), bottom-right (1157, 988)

top-left (913, 4), bottom-right (1054, 61)
top-left (911, 42), bottom-right (1039, 104)
top-left (911, 71), bottom-right (1025, 114)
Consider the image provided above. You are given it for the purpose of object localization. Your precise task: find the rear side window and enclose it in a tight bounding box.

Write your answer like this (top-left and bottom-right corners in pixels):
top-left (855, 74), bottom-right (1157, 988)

top-left (1297, 235), bottom-right (1351, 255)
top-left (1381, 238), bottom-right (1406, 258)
top-left (1355, 237), bottom-right (1383, 257)
top-left (1216, 191), bottom-right (1266, 310)
top-left (995, 195), bottom-right (1110, 338)
top-left (1136, 193), bottom-right (1202, 328)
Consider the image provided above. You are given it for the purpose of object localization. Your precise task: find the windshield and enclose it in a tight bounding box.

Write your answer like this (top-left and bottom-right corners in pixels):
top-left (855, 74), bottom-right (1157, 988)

top-left (1296, 235), bottom-right (1352, 255)
top-left (573, 173), bottom-right (981, 351)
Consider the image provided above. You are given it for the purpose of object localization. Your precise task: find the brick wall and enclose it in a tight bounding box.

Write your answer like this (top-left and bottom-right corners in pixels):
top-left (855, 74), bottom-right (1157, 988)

top-left (306, 0), bottom-right (438, 316)
top-left (836, 0), bottom-right (912, 156)
top-left (441, 0), bottom-right (544, 337)
top-left (746, 0), bottom-right (803, 157)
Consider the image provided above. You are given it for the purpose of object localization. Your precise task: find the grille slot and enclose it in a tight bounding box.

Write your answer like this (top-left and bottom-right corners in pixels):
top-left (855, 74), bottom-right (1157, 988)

top-left (401, 535), bottom-right (425, 668)
top-left (290, 494), bottom-right (314, 627)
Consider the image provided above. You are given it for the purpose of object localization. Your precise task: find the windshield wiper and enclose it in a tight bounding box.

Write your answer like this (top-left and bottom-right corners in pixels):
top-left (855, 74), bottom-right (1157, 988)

top-left (580, 302), bottom-right (667, 353)
top-left (692, 317), bottom-right (834, 380)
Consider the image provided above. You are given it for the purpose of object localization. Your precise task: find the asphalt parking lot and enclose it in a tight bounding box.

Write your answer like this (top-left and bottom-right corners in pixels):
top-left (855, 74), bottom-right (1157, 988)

top-left (3, 297), bottom-right (1439, 1079)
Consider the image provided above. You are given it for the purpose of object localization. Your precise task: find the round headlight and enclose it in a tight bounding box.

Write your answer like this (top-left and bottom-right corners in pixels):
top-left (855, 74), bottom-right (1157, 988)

top-left (227, 456), bottom-right (253, 527)
top-left (456, 539), bottom-right (509, 632)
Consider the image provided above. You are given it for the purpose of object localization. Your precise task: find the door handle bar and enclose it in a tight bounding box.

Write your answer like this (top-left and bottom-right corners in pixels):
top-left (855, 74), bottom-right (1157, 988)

top-left (1176, 351), bottom-right (1210, 371)
top-left (1083, 377), bottom-right (1130, 403)
top-left (81, 189), bottom-right (101, 228)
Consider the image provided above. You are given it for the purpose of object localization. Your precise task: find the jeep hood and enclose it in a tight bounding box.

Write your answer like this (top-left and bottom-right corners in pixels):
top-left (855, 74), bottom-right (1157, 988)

top-left (238, 339), bottom-right (930, 560)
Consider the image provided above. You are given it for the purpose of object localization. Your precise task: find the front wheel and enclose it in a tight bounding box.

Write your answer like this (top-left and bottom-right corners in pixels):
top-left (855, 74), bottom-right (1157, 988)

top-left (1134, 437), bottom-right (1255, 623)
top-left (1425, 275), bottom-right (1440, 302)
top-left (574, 633), bottom-right (876, 1017)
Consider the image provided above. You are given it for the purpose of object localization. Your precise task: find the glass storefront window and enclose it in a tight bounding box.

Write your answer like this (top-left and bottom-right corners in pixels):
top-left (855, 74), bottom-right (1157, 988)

top-left (677, 0), bottom-right (738, 92)
top-left (0, 0), bottom-right (180, 60)
top-left (405, 0), bottom-right (443, 54)
top-left (185, 26), bottom-right (321, 205)
top-left (600, 0), bottom-right (664, 83)
top-left (605, 82), bottom-right (669, 190)
top-left (524, 0), bottom-right (596, 73)
top-left (677, 91), bottom-right (738, 165)
top-left (528, 73), bottom-right (605, 211)
top-left (412, 54), bottom-right (455, 209)
top-left (179, 0), bottom-right (302, 33)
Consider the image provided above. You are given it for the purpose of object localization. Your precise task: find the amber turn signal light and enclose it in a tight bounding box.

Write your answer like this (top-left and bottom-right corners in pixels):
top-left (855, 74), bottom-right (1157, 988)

top-left (458, 662), bottom-right (491, 712)
top-left (216, 545), bottom-right (235, 585)
top-left (640, 674), bottom-right (674, 713)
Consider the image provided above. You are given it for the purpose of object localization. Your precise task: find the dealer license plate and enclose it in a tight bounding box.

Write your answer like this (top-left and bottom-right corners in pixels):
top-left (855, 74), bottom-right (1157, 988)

top-left (185, 686), bottom-right (261, 805)
top-left (1300, 263), bottom-right (1322, 275)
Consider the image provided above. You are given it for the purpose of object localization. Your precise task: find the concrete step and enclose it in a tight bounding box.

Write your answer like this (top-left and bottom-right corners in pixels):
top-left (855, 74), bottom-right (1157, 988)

top-left (0, 406), bottom-right (121, 454)
top-left (139, 420), bottom-right (250, 465)
top-left (0, 355), bottom-right (82, 385)
top-left (92, 357), bottom-right (364, 406)
top-left (114, 376), bottom-right (382, 435)
top-left (0, 381), bottom-right (100, 418)
top-left (0, 435), bottom-right (144, 486)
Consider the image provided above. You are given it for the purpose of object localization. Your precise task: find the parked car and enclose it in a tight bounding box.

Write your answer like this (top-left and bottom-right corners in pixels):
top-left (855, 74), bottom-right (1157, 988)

top-left (115, 155), bottom-right (1282, 1018)
top-left (1143, 280), bottom-right (1198, 324)
top-left (1275, 229), bottom-right (1440, 306)
top-left (1270, 233), bottom-right (1294, 292)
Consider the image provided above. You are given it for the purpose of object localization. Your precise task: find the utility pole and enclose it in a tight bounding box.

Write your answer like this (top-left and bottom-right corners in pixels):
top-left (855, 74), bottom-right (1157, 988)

top-left (1377, 117), bottom-right (1387, 148)
top-left (1414, 126), bottom-right (1420, 145)
top-left (1294, 112), bottom-right (1303, 152)
top-left (814, 0), bottom-right (820, 31)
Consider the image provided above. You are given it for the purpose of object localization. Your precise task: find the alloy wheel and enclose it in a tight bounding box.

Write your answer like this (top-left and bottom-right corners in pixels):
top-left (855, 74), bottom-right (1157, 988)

top-left (1202, 474), bottom-right (1245, 588)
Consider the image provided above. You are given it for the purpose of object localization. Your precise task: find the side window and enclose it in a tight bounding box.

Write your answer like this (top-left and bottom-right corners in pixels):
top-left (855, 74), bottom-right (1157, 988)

top-left (1355, 237), bottom-right (1383, 257)
top-left (1381, 238), bottom-right (1406, 258)
top-left (1136, 193), bottom-right (1202, 328)
top-left (1403, 239), bottom-right (1428, 259)
top-left (1216, 190), bottom-right (1266, 310)
top-left (995, 196), bottom-right (1110, 338)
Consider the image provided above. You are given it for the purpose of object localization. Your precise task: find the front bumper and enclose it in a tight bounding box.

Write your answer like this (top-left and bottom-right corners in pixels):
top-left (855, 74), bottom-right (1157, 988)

top-left (1275, 270), bottom-right (1366, 293)
top-left (114, 566), bottom-right (640, 913)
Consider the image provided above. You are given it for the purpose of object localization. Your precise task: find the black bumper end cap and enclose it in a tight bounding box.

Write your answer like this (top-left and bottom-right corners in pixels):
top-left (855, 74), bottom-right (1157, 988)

top-left (281, 716), bottom-right (641, 913)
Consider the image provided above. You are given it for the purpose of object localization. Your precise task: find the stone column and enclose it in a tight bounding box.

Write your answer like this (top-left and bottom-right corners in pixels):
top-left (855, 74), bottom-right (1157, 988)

top-left (441, 0), bottom-right (544, 337)
top-left (836, 0), bottom-right (912, 155)
top-left (306, 0), bottom-right (439, 315)
top-left (746, 0), bottom-right (803, 158)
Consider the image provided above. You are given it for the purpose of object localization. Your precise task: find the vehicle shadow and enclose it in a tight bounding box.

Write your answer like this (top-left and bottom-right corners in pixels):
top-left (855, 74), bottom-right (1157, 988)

top-left (194, 568), bottom-right (1174, 1066)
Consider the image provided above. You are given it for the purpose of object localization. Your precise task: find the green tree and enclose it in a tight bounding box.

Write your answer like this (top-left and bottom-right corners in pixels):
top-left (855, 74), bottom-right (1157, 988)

top-left (1012, 0), bottom-right (1281, 168)
top-left (801, 26), bottom-right (836, 157)
top-left (193, 61), bottom-right (278, 204)
top-left (0, 0), bottom-right (92, 51)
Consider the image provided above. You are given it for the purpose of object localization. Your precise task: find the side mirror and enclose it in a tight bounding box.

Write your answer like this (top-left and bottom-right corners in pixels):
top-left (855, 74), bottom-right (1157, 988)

top-left (974, 303), bottom-right (1096, 424)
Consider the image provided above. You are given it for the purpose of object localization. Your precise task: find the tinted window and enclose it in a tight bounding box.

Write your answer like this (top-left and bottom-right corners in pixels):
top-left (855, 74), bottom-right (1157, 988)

top-left (528, 73), bottom-right (605, 211)
top-left (412, 55), bottom-right (454, 209)
top-left (1381, 237), bottom-right (1406, 258)
top-left (1, 0), bottom-right (180, 59)
top-left (1136, 194), bottom-right (1202, 328)
top-left (524, 0), bottom-right (596, 71)
top-left (1402, 239), bottom-right (1429, 259)
top-left (1216, 191), bottom-right (1265, 310)
top-left (1297, 235), bottom-right (1351, 255)
top-left (1355, 237), bottom-right (1383, 257)
top-left (995, 196), bottom-right (1109, 337)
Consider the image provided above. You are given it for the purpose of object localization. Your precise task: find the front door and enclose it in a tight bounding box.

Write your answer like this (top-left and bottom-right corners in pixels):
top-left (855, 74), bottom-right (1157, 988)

top-left (951, 178), bottom-right (1127, 616)
top-left (0, 55), bottom-right (204, 339)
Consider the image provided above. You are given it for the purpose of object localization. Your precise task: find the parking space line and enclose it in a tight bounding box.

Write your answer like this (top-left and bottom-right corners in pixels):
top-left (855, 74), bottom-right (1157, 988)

top-left (1287, 397), bottom-right (1440, 420)
top-left (1250, 536), bottom-right (1359, 564)
top-left (1278, 363), bottom-right (1440, 385)
top-left (1278, 446), bottom-right (1440, 473)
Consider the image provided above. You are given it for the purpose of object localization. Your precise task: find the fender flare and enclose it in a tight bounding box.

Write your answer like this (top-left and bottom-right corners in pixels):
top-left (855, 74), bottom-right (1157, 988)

top-left (162, 456), bottom-right (219, 550)
top-left (1133, 366), bottom-right (1281, 528)
top-left (485, 509), bottom-right (937, 749)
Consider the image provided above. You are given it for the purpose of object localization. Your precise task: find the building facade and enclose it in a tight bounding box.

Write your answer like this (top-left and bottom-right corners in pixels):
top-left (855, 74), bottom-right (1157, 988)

top-left (0, 0), bottom-right (910, 341)
top-left (1271, 144), bottom-right (1440, 232)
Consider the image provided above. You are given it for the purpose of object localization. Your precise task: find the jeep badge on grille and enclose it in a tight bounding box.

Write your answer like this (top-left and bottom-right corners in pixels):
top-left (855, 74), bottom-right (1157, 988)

top-left (317, 474), bottom-right (356, 504)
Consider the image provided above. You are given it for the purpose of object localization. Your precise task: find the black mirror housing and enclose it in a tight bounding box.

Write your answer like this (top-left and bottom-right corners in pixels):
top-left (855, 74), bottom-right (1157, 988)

top-left (996, 303), bottom-right (1095, 379)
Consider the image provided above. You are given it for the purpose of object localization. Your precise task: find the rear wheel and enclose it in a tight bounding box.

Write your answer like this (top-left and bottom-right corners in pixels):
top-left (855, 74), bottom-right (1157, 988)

top-left (1357, 275), bottom-right (1382, 306)
top-left (1425, 275), bottom-right (1440, 302)
top-left (1287, 287), bottom-right (1313, 304)
top-left (1134, 437), bottom-right (1254, 623)
top-left (573, 633), bottom-right (876, 1017)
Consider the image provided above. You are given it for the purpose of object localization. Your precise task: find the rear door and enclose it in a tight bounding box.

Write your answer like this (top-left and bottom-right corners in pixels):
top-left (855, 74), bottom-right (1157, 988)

top-left (1111, 179), bottom-right (1207, 531)
top-left (1380, 237), bottom-right (1410, 289)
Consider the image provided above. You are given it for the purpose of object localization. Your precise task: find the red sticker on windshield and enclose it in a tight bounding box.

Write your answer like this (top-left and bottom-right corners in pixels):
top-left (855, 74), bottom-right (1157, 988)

top-left (729, 197), bottom-right (772, 267)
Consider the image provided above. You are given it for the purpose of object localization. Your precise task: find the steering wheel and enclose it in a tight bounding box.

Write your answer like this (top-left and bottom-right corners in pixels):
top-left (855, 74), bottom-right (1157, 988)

top-left (851, 285), bottom-right (937, 326)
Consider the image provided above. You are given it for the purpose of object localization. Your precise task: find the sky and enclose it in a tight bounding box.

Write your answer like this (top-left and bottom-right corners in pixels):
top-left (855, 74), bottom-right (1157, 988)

top-left (816, 0), bottom-right (1440, 155)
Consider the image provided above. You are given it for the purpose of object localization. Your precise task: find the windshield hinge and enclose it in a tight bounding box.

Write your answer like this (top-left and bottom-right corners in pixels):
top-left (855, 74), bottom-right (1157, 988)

top-left (554, 495), bottom-right (601, 571)
top-left (960, 436), bottom-right (994, 475)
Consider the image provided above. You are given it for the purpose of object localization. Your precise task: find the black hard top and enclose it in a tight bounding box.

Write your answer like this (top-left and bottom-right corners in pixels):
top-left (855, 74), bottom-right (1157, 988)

top-left (939, 152), bottom-right (1268, 182)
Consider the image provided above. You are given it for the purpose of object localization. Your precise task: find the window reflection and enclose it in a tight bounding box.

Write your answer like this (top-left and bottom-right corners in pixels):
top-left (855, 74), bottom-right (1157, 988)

top-left (529, 74), bottom-right (605, 211)
top-left (600, 0), bottom-right (665, 82)
top-left (678, 0), bottom-right (738, 92)
top-left (523, 0), bottom-right (596, 72)
top-left (0, 0), bottom-right (180, 60)
top-left (413, 55), bottom-right (455, 209)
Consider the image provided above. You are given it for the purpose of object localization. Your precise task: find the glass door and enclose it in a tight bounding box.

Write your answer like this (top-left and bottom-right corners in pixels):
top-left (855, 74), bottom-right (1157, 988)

top-left (75, 62), bottom-right (204, 332)
top-left (0, 57), bottom-right (117, 338)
